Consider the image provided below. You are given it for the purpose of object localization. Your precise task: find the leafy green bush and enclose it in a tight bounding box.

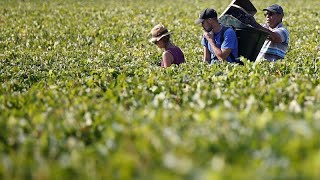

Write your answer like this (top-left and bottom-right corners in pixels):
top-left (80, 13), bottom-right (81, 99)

top-left (0, 0), bottom-right (319, 179)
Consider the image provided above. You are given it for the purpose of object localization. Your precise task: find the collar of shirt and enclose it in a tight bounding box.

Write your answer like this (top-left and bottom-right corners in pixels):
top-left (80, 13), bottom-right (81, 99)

top-left (263, 22), bottom-right (283, 29)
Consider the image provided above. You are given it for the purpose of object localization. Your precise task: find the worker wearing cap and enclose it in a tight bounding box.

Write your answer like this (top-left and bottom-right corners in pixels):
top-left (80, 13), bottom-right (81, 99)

top-left (256, 4), bottom-right (290, 62)
top-left (196, 8), bottom-right (239, 64)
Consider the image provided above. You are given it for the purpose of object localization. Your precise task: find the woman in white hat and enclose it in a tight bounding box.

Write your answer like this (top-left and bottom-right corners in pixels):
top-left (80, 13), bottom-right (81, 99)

top-left (149, 24), bottom-right (185, 67)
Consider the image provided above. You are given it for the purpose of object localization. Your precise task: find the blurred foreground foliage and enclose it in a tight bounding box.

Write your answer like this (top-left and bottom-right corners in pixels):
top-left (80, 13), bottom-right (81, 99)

top-left (0, 0), bottom-right (320, 179)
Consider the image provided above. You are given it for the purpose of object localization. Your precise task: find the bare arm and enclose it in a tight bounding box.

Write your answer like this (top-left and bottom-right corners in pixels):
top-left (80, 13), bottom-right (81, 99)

top-left (203, 31), bottom-right (231, 61)
top-left (255, 24), bottom-right (283, 43)
top-left (251, 19), bottom-right (283, 43)
top-left (203, 46), bottom-right (211, 63)
top-left (265, 29), bottom-right (283, 43)
top-left (162, 51), bottom-right (174, 68)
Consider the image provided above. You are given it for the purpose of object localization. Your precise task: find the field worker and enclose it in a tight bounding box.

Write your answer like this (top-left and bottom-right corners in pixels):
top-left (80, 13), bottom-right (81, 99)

top-left (256, 4), bottom-right (289, 62)
top-left (149, 24), bottom-right (185, 68)
top-left (196, 8), bottom-right (242, 65)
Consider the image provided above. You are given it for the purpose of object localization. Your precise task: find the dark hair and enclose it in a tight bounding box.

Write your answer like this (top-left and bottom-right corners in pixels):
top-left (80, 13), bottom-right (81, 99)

top-left (162, 35), bottom-right (170, 44)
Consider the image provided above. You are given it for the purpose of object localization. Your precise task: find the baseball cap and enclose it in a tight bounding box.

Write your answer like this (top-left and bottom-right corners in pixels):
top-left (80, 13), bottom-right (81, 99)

top-left (263, 4), bottom-right (284, 15)
top-left (195, 8), bottom-right (217, 24)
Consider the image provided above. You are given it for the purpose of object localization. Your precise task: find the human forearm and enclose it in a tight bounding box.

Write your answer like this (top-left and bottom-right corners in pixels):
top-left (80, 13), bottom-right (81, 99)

top-left (207, 39), bottom-right (228, 60)
top-left (258, 26), bottom-right (282, 43)
top-left (203, 47), bottom-right (211, 63)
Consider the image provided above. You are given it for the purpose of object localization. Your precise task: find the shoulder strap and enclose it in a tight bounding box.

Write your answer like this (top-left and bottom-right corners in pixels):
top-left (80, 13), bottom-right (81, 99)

top-left (220, 26), bottom-right (244, 65)
top-left (219, 26), bottom-right (229, 45)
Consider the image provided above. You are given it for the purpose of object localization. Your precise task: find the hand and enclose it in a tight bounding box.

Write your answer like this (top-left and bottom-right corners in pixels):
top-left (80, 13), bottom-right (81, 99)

top-left (203, 30), bottom-right (214, 41)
